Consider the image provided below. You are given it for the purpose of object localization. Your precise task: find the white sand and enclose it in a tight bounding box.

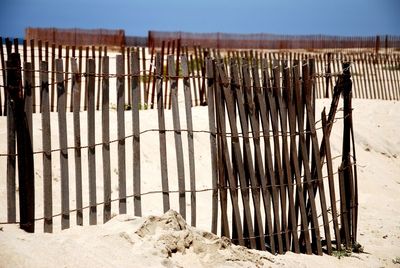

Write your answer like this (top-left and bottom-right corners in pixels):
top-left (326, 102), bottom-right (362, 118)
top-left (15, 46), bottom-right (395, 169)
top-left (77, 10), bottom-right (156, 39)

top-left (0, 80), bottom-right (399, 267)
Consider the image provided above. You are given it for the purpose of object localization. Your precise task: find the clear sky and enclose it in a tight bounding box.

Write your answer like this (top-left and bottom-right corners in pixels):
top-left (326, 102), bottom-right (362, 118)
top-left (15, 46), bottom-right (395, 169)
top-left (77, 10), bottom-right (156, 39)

top-left (1, 0), bottom-right (399, 38)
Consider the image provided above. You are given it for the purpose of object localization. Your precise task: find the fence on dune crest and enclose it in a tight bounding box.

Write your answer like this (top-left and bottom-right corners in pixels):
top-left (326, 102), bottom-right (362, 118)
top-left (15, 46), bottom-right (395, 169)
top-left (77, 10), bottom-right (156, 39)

top-left (0, 37), bottom-right (377, 257)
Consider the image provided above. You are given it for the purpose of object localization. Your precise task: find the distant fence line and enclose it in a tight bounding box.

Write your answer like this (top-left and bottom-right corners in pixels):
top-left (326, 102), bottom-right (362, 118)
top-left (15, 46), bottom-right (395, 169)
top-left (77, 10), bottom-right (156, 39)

top-left (24, 28), bottom-right (400, 51)
top-left (148, 30), bottom-right (400, 51)
top-left (0, 43), bottom-right (358, 256)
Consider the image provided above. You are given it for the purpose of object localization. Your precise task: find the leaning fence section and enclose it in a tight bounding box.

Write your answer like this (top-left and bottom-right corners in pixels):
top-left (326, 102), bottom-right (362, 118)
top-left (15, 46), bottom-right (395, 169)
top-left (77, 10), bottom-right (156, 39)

top-left (0, 38), bottom-right (363, 257)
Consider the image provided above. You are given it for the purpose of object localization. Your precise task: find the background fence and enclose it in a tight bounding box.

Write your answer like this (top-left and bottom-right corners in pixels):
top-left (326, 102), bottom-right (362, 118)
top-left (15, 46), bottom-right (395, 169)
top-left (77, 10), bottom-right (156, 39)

top-left (0, 37), bottom-right (399, 117)
top-left (148, 31), bottom-right (400, 51)
top-left (0, 37), bottom-right (360, 256)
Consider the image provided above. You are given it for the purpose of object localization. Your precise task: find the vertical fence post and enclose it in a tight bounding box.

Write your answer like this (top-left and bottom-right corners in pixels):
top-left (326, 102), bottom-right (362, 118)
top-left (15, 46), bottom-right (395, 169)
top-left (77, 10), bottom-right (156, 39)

top-left (116, 55), bottom-right (126, 214)
top-left (101, 55), bottom-right (111, 223)
top-left (155, 53), bottom-right (170, 212)
top-left (40, 61), bottom-right (53, 232)
top-left (131, 50), bottom-right (141, 216)
top-left (341, 61), bottom-right (357, 247)
top-left (71, 58), bottom-right (83, 226)
top-left (56, 59), bottom-right (70, 230)
top-left (87, 58), bottom-right (97, 224)
top-left (7, 53), bottom-right (35, 232)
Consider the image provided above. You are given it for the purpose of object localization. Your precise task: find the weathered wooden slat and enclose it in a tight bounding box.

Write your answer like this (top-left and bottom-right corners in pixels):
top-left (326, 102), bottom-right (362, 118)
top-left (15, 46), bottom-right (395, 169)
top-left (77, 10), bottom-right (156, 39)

top-left (71, 58), bottom-right (83, 226)
top-left (64, 46), bottom-right (70, 110)
top-left (24, 62), bottom-right (33, 143)
top-left (213, 61), bottom-right (243, 245)
top-left (181, 55), bottom-right (196, 226)
top-left (39, 61), bottom-right (53, 232)
top-left (56, 59), bottom-right (70, 230)
top-left (304, 67), bottom-right (332, 254)
top-left (116, 54), bottom-right (127, 214)
top-left (5, 57), bottom-right (15, 222)
top-left (338, 166), bottom-right (350, 248)
top-left (168, 55), bottom-right (186, 219)
top-left (216, 62), bottom-right (257, 249)
top-left (87, 58), bottom-right (97, 225)
top-left (205, 58), bottom-right (218, 234)
top-left (98, 56), bottom-right (111, 223)
top-left (232, 62), bottom-right (265, 250)
top-left (155, 53), bottom-right (170, 212)
top-left (293, 64), bottom-right (322, 255)
top-left (286, 64), bottom-right (313, 254)
top-left (321, 108), bottom-right (341, 250)
top-left (8, 53), bottom-right (35, 232)
top-left (131, 51), bottom-right (141, 216)
top-left (50, 44), bottom-right (56, 112)
top-left (268, 66), bottom-right (290, 251)
top-left (29, 39), bottom-right (36, 113)
top-left (251, 60), bottom-right (276, 254)
top-left (259, 59), bottom-right (284, 254)
top-left (278, 66), bottom-right (300, 253)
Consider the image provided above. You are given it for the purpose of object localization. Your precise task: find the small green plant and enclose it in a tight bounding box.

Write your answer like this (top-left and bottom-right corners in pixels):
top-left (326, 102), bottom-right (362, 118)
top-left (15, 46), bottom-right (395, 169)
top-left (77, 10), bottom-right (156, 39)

top-left (139, 102), bottom-right (149, 110)
top-left (332, 242), bottom-right (364, 259)
top-left (332, 248), bottom-right (352, 259)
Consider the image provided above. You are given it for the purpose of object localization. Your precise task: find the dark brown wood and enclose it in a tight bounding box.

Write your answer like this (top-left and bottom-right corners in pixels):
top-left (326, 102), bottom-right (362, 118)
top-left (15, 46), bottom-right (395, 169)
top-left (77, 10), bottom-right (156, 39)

top-left (131, 51), bottom-right (141, 216)
top-left (213, 60), bottom-right (244, 245)
top-left (251, 60), bottom-right (277, 254)
top-left (40, 61), bottom-right (52, 232)
top-left (155, 53), bottom-right (170, 212)
top-left (116, 54), bottom-right (127, 214)
top-left (279, 66), bottom-right (300, 253)
top-left (100, 55), bottom-right (111, 223)
top-left (321, 108), bottom-right (341, 250)
top-left (84, 46), bottom-right (89, 111)
top-left (304, 66), bottom-right (332, 254)
top-left (268, 66), bottom-right (290, 251)
top-left (205, 58), bottom-right (218, 234)
top-left (216, 62), bottom-right (257, 249)
top-left (56, 59), bottom-right (70, 230)
top-left (294, 64), bottom-right (322, 255)
top-left (259, 59), bottom-right (284, 254)
top-left (168, 55), bottom-right (186, 219)
top-left (38, 40), bottom-right (43, 63)
top-left (338, 166), bottom-right (350, 248)
top-left (181, 55), bottom-right (196, 226)
top-left (87, 58), bottom-right (97, 225)
top-left (71, 58), bottom-right (83, 226)
top-left (23, 62), bottom-right (33, 144)
top-left (127, 47), bottom-right (131, 108)
top-left (8, 53), bottom-right (35, 232)
top-left (50, 44), bottom-right (56, 112)
top-left (30, 39), bottom-right (36, 113)
top-left (287, 64), bottom-right (313, 254)
top-left (64, 45), bottom-right (70, 111)
top-left (96, 46), bottom-right (102, 110)
top-left (233, 62), bottom-right (266, 250)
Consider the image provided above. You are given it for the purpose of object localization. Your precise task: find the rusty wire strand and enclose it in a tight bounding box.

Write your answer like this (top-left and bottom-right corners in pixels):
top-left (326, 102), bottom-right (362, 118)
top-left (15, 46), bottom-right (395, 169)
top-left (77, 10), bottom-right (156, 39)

top-left (0, 162), bottom-right (358, 225)
top-left (0, 115), bottom-right (349, 158)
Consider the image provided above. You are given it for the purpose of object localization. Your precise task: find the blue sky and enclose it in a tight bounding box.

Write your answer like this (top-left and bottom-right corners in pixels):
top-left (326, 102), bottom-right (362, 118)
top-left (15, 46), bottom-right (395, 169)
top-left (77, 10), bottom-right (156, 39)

top-left (1, 0), bottom-right (399, 38)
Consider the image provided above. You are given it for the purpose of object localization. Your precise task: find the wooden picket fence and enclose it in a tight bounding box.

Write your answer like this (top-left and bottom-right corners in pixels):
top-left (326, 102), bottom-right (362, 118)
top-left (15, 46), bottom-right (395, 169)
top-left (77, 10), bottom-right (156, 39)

top-left (1, 38), bottom-right (400, 117)
top-left (1, 39), bottom-right (360, 256)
